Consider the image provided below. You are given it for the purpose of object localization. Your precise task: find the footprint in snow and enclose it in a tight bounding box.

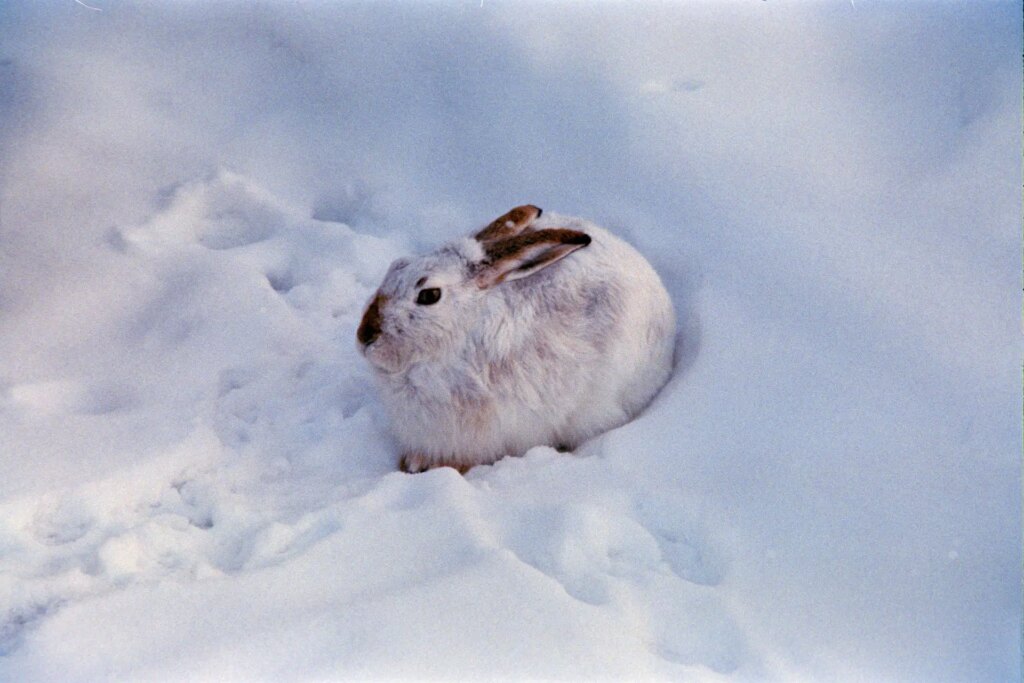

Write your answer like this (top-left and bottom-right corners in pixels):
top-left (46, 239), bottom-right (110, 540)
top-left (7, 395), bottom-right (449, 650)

top-left (30, 499), bottom-right (95, 547)
top-left (265, 268), bottom-right (296, 294)
top-left (195, 176), bottom-right (284, 250)
top-left (633, 498), bottom-right (726, 587)
top-left (493, 503), bottom-right (661, 608)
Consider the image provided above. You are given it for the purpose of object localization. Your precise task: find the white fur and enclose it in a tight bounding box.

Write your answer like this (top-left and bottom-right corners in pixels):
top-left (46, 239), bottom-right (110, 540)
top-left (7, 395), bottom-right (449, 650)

top-left (358, 212), bottom-right (676, 472)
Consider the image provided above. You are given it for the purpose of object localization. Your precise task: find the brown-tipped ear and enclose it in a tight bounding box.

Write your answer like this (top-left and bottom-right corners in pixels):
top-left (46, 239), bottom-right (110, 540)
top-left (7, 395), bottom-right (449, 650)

top-left (475, 205), bottom-right (543, 243)
top-left (474, 228), bottom-right (591, 288)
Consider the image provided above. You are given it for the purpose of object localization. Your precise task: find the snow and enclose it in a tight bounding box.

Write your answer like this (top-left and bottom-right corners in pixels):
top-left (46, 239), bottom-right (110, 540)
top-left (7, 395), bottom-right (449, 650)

top-left (0, 1), bottom-right (1020, 681)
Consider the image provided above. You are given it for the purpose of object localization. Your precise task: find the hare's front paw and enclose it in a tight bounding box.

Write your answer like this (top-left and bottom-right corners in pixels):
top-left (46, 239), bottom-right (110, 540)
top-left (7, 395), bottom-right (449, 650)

top-left (399, 452), bottom-right (471, 475)
top-left (399, 452), bottom-right (430, 473)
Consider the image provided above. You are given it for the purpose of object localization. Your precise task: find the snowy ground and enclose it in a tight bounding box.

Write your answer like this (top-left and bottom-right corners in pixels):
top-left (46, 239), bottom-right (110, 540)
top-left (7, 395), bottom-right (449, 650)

top-left (0, 2), bottom-right (1020, 681)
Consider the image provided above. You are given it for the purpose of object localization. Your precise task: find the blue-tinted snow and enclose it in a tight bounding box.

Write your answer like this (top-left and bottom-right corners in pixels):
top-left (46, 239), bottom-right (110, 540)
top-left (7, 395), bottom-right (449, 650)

top-left (0, 2), bottom-right (1019, 681)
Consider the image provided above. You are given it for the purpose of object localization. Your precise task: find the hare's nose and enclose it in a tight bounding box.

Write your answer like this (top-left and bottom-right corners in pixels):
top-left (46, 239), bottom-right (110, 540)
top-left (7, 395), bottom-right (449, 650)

top-left (357, 294), bottom-right (386, 346)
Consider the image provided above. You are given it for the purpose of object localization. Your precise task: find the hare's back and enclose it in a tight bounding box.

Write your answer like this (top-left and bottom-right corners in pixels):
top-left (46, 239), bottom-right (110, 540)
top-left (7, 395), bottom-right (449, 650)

top-left (527, 218), bottom-right (676, 425)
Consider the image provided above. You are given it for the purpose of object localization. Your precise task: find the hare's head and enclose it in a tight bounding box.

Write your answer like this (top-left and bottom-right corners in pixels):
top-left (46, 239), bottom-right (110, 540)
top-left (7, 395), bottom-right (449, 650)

top-left (357, 205), bottom-right (591, 374)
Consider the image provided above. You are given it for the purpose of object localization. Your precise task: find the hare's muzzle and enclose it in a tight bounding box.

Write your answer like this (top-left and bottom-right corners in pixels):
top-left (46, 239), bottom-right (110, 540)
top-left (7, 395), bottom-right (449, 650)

top-left (357, 294), bottom-right (386, 346)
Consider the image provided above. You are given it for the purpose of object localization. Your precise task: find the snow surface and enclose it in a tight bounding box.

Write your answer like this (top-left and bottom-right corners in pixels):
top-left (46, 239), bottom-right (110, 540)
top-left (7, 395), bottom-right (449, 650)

top-left (0, 1), bottom-right (1020, 681)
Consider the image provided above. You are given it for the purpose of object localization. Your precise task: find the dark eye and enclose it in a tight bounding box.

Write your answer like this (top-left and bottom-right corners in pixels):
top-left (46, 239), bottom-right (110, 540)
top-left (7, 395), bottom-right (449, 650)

top-left (415, 287), bottom-right (441, 305)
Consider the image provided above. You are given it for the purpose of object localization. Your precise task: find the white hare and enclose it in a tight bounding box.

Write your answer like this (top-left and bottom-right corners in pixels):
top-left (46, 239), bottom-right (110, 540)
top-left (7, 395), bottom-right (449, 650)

top-left (357, 205), bottom-right (676, 473)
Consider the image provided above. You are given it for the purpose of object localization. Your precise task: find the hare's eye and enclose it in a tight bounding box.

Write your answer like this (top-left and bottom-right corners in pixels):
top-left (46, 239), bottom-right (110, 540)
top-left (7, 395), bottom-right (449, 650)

top-left (416, 288), bottom-right (442, 306)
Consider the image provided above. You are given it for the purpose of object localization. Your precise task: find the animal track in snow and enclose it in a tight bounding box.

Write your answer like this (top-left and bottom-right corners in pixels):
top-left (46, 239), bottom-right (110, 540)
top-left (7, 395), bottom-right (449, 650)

top-left (30, 500), bottom-right (95, 548)
top-left (190, 173), bottom-right (283, 250)
top-left (633, 497), bottom-right (726, 587)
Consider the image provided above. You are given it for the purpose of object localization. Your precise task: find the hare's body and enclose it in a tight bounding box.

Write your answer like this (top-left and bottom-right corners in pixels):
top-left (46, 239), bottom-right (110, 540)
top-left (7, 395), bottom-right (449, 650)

top-left (358, 207), bottom-right (675, 473)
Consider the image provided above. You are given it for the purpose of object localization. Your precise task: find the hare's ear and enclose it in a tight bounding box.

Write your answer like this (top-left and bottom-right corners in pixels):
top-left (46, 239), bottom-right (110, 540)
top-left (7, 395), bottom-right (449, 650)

top-left (475, 205), bottom-right (543, 243)
top-left (475, 228), bottom-right (591, 288)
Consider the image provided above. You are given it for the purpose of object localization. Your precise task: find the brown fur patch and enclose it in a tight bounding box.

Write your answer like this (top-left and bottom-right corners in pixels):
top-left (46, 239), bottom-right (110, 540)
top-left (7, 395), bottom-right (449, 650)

top-left (476, 228), bottom-right (591, 288)
top-left (475, 204), bottom-right (542, 243)
top-left (482, 228), bottom-right (588, 262)
top-left (485, 356), bottom-right (517, 386)
top-left (357, 293), bottom-right (388, 345)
